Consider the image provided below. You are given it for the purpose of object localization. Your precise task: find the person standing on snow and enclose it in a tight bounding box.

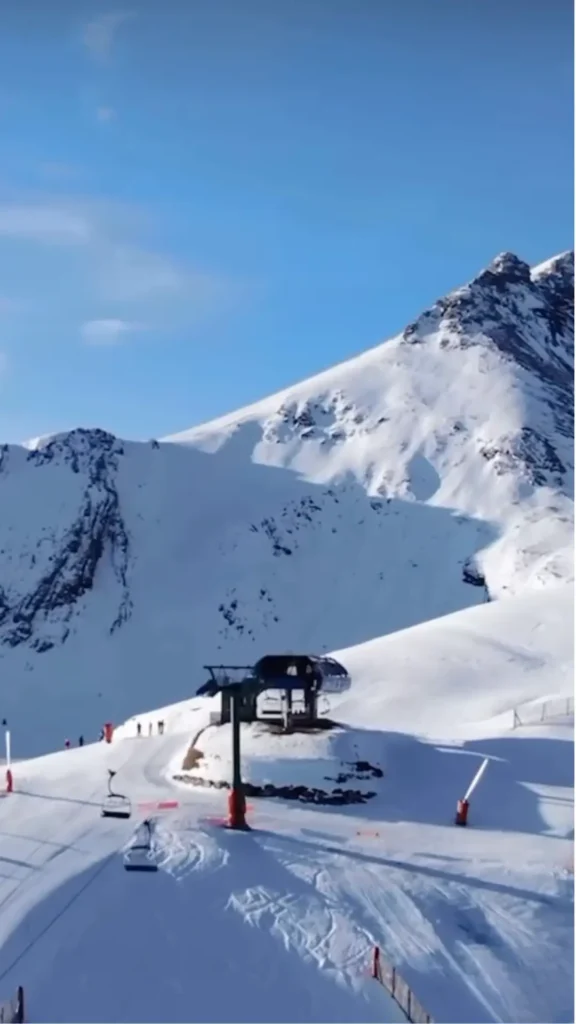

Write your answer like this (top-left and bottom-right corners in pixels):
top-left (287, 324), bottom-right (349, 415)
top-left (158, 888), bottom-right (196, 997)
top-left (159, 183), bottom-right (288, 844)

top-left (78, 735), bottom-right (84, 747)
top-left (64, 739), bottom-right (71, 749)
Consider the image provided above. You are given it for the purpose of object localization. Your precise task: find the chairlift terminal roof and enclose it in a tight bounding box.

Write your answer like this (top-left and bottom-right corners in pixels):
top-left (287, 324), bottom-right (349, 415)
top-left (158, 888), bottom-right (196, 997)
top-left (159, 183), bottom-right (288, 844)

top-left (198, 654), bottom-right (351, 696)
top-left (254, 654), bottom-right (349, 678)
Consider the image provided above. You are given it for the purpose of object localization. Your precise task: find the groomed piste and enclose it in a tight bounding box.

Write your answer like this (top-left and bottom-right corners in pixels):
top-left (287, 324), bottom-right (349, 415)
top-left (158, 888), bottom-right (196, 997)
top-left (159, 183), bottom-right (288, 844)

top-left (0, 584), bottom-right (572, 1024)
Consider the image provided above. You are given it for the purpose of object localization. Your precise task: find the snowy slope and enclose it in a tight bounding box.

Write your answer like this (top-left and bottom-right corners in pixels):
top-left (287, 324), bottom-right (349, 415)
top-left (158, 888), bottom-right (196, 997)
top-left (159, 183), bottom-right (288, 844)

top-left (0, 250), bottom-right (572, 760)
top-left (0, 737), bottom-right (404, 1024)
top-left (332, 582), bottom-right (574, 738)
top-left (0, 585), bottom-right (572, 1024)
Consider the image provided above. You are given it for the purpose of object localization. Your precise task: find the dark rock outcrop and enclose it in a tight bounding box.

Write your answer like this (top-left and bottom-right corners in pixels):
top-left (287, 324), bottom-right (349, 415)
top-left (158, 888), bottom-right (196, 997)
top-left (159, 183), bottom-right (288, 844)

top-left (0, 429), bottom-right (131, 650)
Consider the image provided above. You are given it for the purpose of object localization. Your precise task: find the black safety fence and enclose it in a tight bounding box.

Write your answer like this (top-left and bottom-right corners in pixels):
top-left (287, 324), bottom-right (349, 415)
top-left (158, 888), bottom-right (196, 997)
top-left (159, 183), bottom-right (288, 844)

top-left (372, 946), bottom-right (433, 1024)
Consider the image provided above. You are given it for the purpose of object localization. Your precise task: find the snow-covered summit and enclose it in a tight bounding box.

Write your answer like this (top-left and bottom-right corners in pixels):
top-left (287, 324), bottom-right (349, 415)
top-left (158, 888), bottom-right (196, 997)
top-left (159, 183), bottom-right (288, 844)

top-left (0, 250), bottom-right (573, 754)
top-left (166, 248), bottom-right (573, 477)
top-left (164, 249), bottom-right (573, 594)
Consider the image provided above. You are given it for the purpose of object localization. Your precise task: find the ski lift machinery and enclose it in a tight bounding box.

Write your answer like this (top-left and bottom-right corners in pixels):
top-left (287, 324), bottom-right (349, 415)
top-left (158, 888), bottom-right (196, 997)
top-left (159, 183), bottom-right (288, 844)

top-left (123, 819), bottom-right (158, 872)
top-left (101, 769), bottom-right (132, 820)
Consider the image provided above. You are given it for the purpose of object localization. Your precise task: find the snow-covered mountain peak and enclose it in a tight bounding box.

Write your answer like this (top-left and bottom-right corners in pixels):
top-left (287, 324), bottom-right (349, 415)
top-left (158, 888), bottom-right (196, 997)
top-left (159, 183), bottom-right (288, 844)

top-left (25, 427), bottom-right (125, 472)
top-left (0, 250), bottom-right (573, 753)
top-left (531, 249), bottom-right (574, 282)
top-left (483, 250), bottom-right (532, 283)
top-left (170, 251), bottom-right (573, 500)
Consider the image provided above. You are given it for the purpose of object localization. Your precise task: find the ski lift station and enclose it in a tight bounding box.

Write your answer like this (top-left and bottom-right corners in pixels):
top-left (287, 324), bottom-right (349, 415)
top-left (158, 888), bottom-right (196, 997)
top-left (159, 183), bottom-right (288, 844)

top-left (196, 654), bottom-right (351, 730)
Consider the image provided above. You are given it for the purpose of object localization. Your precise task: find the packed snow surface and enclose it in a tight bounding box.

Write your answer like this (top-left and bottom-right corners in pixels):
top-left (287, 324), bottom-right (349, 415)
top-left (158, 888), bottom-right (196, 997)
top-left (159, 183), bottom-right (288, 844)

top-left (0, 587), bottom-right (573, 1024)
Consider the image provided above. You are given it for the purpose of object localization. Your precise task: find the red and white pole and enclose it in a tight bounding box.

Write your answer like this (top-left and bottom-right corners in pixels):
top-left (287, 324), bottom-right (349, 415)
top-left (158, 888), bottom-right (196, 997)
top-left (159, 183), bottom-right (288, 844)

top-left (455, 757), bottom-right (489, 826)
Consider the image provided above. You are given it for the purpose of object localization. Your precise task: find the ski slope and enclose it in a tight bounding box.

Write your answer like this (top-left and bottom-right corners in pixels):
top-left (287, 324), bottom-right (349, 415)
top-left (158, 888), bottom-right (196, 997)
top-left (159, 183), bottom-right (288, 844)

top-left (0, 735), bottom-right (403, 1024)
top-left (0, 587), bottom-right (572, 1024)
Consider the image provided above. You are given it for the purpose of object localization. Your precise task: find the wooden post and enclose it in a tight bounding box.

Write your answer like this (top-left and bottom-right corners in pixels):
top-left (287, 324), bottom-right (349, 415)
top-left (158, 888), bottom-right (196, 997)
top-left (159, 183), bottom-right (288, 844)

top-left (371, 946), bottom-right (380, 980)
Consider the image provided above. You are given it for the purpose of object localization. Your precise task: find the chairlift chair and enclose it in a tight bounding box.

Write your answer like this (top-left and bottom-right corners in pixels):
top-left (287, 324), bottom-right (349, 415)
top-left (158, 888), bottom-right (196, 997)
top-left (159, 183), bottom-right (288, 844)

top-left (101, 768), bottom-right (132, 819)
top-left (123, 843), bottom-right (158, 872)
top-left (101, 793), bottom-right (132, 819)
top-left (260, 692), bottom-right (281, 716)
top-left (123, 820), bottom-right (158, 872)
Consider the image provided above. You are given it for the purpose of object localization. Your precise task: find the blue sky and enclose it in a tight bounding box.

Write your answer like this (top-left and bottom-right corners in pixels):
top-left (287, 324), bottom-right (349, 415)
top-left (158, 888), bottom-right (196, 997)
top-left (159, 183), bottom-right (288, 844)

top-left (0, 0), bottom-right (572, 443)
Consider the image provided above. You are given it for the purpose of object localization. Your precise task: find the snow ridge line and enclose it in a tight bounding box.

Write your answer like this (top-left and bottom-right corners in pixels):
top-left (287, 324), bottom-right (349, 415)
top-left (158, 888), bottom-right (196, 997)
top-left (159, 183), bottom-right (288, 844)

top-left (372, 946), bottom-right (433, 1024)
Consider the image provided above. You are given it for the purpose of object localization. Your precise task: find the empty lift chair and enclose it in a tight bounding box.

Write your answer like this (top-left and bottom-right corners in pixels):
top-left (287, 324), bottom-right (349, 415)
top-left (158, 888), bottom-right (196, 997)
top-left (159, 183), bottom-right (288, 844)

top-left (123, 819), bottom-right (158, 872)
top-left (101, 769), bottom-right (132, 820)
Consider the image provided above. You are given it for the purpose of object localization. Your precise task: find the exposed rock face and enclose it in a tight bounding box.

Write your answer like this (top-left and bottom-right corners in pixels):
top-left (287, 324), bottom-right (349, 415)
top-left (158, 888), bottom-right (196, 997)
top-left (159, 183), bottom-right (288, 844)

top-left (0, 429), bottom-right (131, 652)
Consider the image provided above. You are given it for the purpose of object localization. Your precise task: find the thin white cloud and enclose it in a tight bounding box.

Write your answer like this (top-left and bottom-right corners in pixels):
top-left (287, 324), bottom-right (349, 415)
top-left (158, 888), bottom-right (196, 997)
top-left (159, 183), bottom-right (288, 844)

top-left (81, 318), bottom-right (139, 345)
top-left (0, 202), bottom-right (192, 300)
top-left (95, 105), bottom-right (115, 124)
top-left (96, 106), bottom-right (116, 124)
top-left (40, 162), bottom-right (79, 181)
top-left (97, 245), bottom-right (236, 313)
top-left (83, 11), bottom-right (135, 62)
top-left (0, 194), bottom-right (245, 340)
top-left (0, 205), bottom-right (92, 245)
top-left (100, 245), bottom-right (186, 300)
